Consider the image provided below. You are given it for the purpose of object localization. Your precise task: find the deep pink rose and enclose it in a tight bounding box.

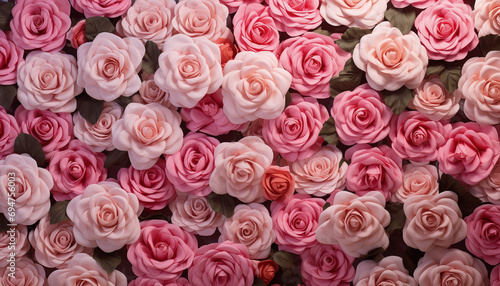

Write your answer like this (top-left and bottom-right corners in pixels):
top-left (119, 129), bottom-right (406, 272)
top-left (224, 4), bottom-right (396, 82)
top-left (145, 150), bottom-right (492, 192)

top-left (0, 257), bottom-right (47, 286)
top-left (70, 0), bottom-right (131, 18)
top-left (0, 106), bottom-right (20, 158)
top-left (320, 0), bottom-right (388, 29)
top-left (66, 20), bottom-right (86, 49)
top-left (465, 204), bottom-right (500, 265)
top-left (492, 265), bottom-right (500, 286)
top-left (354, 256), bottom-right (417, 286)
top-left (473, 0), bottom-right (500, 37)
top-left (469, 160), bottom-right (500, 204)
top-left (219, 0), bottom-right (263, 13)
top-left (233, 4), bottom-right (280, 52)
top-left (391, 164), bottom-right (439, 203)
top-left (0, 225), bottom-right (29, 267)
top-left (0, 31), bottom-right (23, 85)
top-left (266, 0), bottom-right (322, 36)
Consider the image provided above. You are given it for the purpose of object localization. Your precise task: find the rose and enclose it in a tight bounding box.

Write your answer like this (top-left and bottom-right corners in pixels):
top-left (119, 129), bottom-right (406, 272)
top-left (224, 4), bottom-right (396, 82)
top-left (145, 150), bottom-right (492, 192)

top-left (353, 21), bottom-right (428, 91)
top-left (266, 0), bottom-right (322, 36)
top-left (437, 122), bottom-right (500, 185)
top-left (118, 158), bottom-right (176, 210)
top-left (391, 0), bottom-right (438, 8)
top-left (464, 204), bottom-right (500, 265)
top-left (129, 277), bottom-right (191, 286)
top-left (77, 32), bottom-right (145, 102)
top-left (127, 220), bottom-right (198, 280)
top-left (233, 4), bottom-right (280, 52)
top-left (473, 0), bottom-right (500, 37)
top-left (17, 51), bottom-right (82, 113)
top-left (0, 257), bottom-right (46, 286)
top-left (116, 0), bottom-right (176, 49)
top-left (469, 160), bottom-right (500, 204)
top-left (154, 34), bottom-right (223, 108)
top-left (300, 244), bottom-right (355, 286)
top-left (0, 31), bottom-right (23, 85)
top-left (48, 253), bottom-right (127, 286)
top-left (415, 0), bottom-right (478, 62)
top-left (66, 181), bottom-right (141, 253)
top-left (257, 260), bottom-right (279, 285)
top-left (112, 103), bottom-right (183, 170)
top-left (242, 119), bottom-right (265, 139)
top-left (210, 136), bottom-right (273, 203)
top-left (493, 265), bottom-right (500, 286)
top-left (0, 225), bottom-right (29, 267)
top-left (134, 78), bottom-right (172, 108)
top-left (188, 241), bottom-right (255, 286)
top-left (271, 194), bottom-right (325, 254)
top-left (0, 154), bottom-right (53, 225)
top-left (345, 144), bottom-right (403, 201)
top-left (276, 33), bottom-right (350, 99)
top-left (219, 0), bottom-right (263, 13)
top-left (353, 256), bottom-right (417, 286)
top-left (261, 165), bottom-right (295, 201)
top-left (69, 0), bottom-right (131, 18)
top-left (391, 164), bottom-right (439, 203)
top-left (0, 106), bottom-right (20, 158)
top-left (215, 37), bottom-right (239, 68)
top-left (316, 191), bottom-right (390, 257)
top-left (66, 20), bottom-right (86, 49)
top-left (320, 0), bottom-right (388, 29)
top-left (10, 0), bottom-right (71, 52)
top-left (332, 84), bottom-right (392, 145)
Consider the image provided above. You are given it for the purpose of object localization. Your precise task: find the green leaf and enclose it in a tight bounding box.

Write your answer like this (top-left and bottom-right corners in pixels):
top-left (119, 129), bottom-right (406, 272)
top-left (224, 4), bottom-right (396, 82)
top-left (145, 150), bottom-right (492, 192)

top-left (439, 174), bottom-right (482, 217)
top-left (114, 96), bottom-right (132, 110)
top-left (104, 149), bottom-right (131, 168)
top-left (385, 202), bottom-right (405, 234)
top-left (439, 67), bottom-right (461, 93)
top-left (207, 193), bottom-right (238, 218)
top-left (382, 87), bottom-right (414, 115)
top-left (334, 27), bottom-right (372, 53)
top-left (425, 64), bottom-right (445, 76)
top-left (142, 41), bottom-right (162, 74)
top-left (93, 247), bottom-right (122, 273)
top-left (85, 16), bottom-right (115, 41)
top-left (14, 133), bottom-right (45, 167)
top-left (49, 200), bottom-right (70, 224)
top-left (284, 92), bottom-right (292, 109)
top-left (322, 202), bottom-right (331, 211)
top-left (272, 251), bottom-right (295, 272)
top-left (0, 85), bottom-right (17, 110)
top-left (330, 58), bottom-right (364, 97)
top-left (319, 117), bottom-right (339, 146)
top-left (0, 2), bottom-right (14, 31)
top-left (310, 27), bottom-right (331, 37)
top-left (385, 7), bottom-right (416, 35)
top-left (479, 34), bottom-right (500, 56)
top-left (77, 94), bottom-right (104, 125)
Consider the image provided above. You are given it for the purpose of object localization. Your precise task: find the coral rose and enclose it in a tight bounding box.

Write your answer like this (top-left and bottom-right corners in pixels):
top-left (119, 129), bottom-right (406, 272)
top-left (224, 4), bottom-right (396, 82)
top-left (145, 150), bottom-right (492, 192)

top-left (0, 225), bottom-right (29, 267)
top-left (0, 257), bottom-right (47, 286)
top-left (353, 256), bottom-right (417, 286)
top-left (257, 260), bottom-right (279, 285)
top-left (233, 4), bottom-right (280, 53)
top-left (465, 204), bottom-right (500, 265)
top-left (266, 0), bottom-right (322, 36)
top-left (261, 165), bottom-right (295, 201)
top-left (0, 106), bottom-right (20, 159)
top-left (320, 0), bottom-right (388, 29)
top-left (301, 244), bottom-right (355, 286)
top-left (473, 0), bottom-right (500, 37)
top-left (70, 0), bottom-right (131, 18)
top-left (0, 31), bottom-right (23, 85)
top-left (66, 20), bottom-right (86, 49)
top-left (391, 164), bottom-right (439, 203)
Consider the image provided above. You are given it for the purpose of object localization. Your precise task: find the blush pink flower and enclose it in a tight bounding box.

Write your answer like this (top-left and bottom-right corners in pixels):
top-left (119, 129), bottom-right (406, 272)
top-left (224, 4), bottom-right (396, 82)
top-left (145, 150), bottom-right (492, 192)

top-left (391, 164), bottom-right (439, 203)
top-left (66, 20), bottom-right (86, 49)
top-left (135, 78), bottom-right (172, 108)
top-left (219, 0), bottom-right (263, 13)
top-left (266, 0), bottom-right (322, 36)
top-left (465, 204), bottom-right (500, 265)
top-left (70, 0), bottom-right (131, 18)
top-left (0, 31), bottom-right (23, 85)
top-left (301, 244), bottom-right (355, 286)
top-left (0, 225), bottom-right (29, 267)
top-left (391, 0), bottom-right (438, 8)
top-left (0, 106), bottom-right (20, 159)
top-left (320, 0), bottom-right (388, 29)
top-left (233, 4), bottom-right (280, 53)
top-left (469, 160), bottom-right (500, 204)
top-left (0, 257), bottom-right (47, 286)
top-left (473, 0), bottom-right (500, 37)
top-left (353, 256), bottom-right (417, 286)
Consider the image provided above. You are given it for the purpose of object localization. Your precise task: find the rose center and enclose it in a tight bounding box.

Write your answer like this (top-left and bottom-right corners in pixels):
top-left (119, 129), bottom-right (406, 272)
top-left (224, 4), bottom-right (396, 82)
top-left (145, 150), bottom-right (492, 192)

top-left (244, 75), bottom-right (268, 99)
top-left (153, 241), bottom-right (171, 260)
top-left (436, 19), bottom-right (455, 38)
top-left (179, 58), bottom-right (201, 79)
top-left (442, 272), bottom-right (461, 286)
top-left (68, 161), bottom-right (84, 179)
top-left (411, 127), bottom-right (428, 145)
top-left (483, 223), bottom-right (500, 241)
top-left (454, 140), bottom-right (478, 162)
top-left (421, 211), bottom-right (440, 230)
top-left (319, 254), bottom-right (337, 270)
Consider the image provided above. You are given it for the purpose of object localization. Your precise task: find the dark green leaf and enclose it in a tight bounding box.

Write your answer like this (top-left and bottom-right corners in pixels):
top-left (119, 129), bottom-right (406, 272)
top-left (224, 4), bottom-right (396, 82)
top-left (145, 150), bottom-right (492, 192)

top-left (359, 247), bottom-right (385, 261)
top-left (14, 133), bottom-right (45, 167)
top-left (319, 117), bottom-right (339, 146)
top-left (252, 276), bottom-right (266, 286)
top-left (77, 94), bottom-right (104, 125)
top-left (334, 27), bottom-right (372, 53)
top-left (0, 85), bottom-right (17, 110)
top-left (281, 269), bottom-right (302, 285)
top-left (284, 92), bottom-right (292, 109)
top-left (104, 149), bottom-right (131, 168)
top-left (0, 2), bottom-right (14, 31)
top-left (0, 215), bottom-right (9, 233)
top-left (49, 200), bottom-right (70, 224)
top-left (207, 193), bottom-right (238, 218)
top-left (384, 7), bottom-right (416, 35)
top-left (382, 87), bottom-right (414, 115)
top-left (425, 65), bottom-right (445, 76)
top-left (439, 174), bottom-right (482, 217)
top-left (330, 58), bottom-right (364, 97)
top-left (439, 67), bottom-right (461, 93)
top-left (142, 41), bottom-right (162, 74)
top-left (85, 16), bottom-right (115, 41)
top-left (322, 202), bottom-right (331, 211)
top-left (93, 247), bottom-right (122, 273)
top-left (479, 34), bottom-right (500, 56)
top-left (385, 202), bottom-right (405, 234)
top-left (272, 251), bottom-right (295, 271)
top-left (138, 212), bottom-right (170, 222)
top-left (310, 27), bottom-right (331, 37)
top-left (114, 96), bottom-right (132, 110)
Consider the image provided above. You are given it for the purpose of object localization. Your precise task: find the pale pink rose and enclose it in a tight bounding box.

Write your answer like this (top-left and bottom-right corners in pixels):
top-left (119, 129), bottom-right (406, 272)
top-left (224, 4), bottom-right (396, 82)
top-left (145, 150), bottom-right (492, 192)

top-left (415, 0), bottom-right (478, 62)
top-left (353, 21), bottom-right (428, 91)
top-left (222, 51), bottom-right (292, 124)
top-left (414, 248), bottom-right (489, 286)
top-left (0, 106), bottom-right (20, 158)
top-left (465, 204), bottom-right (500, 265)
top-left (290, 145), bottom-right (347, 197)
top-left (66, 181), bottom-right (141, 253)
top-left (129, 277), bottom-right (191, 286)
top-left (320, 0), bottom-right (388, 29)
top-left (316, 191), bottom-right (390, 257)
top-left (410, 75), bottom-right (461, 121)
top-left (0, 154), bottom-right (52, 225)
top-left (437, 122), bottom-right (500, 185)
top-left (112, 103), bottom-right (183, 170)
top-left (276, 33), bottom-right (349, 99)
top-left (0, 257), bottom-right (47, 286)
top-left (118, 158), bottom-right (176, 210)
top-left (469, 160), bottom-right (500, 204)
top-left (77, 32), bottom-right (145, 102)
top-left (66, 20), bottom-right (86, 49)
top-left (188, 241), bottom-right (255, 286)
top-left (233, 4), bottom-right (280, 53)
top-left (154, 34), bottom-right (222, 108)
top-left (0, 225), bottom-right (29, 267)
top-left (353, 256), bottom-right (417, 286)
top-left (265, 0), bottom-right (322, 36)
top-left (181, 89), bottom-right (248, 136)
top-left (219, 0), bottom-right (263, 13)
top-left (69, 0), bottom-right (131, 18)
top-left (134, 79), bottom-right (173, 108)
top-left (172, 0), bottom-right (231, 42)
top-left (300, 244), bottom-right (355, 286)
top-left (473, 0), bottom-right (500, 37)
top-left (0, 31), bottom-right (23, 85)
top-left (73, 102), bottom-right (123, 152)
top-left (116, 0), bottom-right (176, 49)
top-left (10, 0), bottom-right (71, 52)
top-left (345, 144), bottom-right (403, 201)
top-left (332, 84), bottom-right (392, 145)
top-left (210, 136), bottom-right (273, 203)
top-left (48, 253), bottom-right (127, 286)
top-left (391, 0), bottom-right (438, 9)
top-left (392, 164), bottom-right (439, 203)
top-left (271, 194), bottom-right (325, 254)
top-left (403, 191), bottom-right (467, 252)
top-left (169, 193), bottom-right (225, 236)
top-left (492, 265), bottom-right (500, 286)
top-left (242, 118), bottom-right (265, 139)
top-left (127, 220), bottom-right (198, 281)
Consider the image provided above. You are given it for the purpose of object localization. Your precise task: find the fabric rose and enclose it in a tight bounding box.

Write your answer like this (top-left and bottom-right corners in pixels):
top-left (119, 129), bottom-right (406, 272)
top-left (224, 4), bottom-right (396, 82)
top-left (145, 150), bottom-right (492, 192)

top-left (10, 0), bottom-right (71, 52)
top-left (0, 225), bottom-right (29, 267)
top-left (353, 21), bottom-right (428, 91)
top-left (415, 0), bottom-right (478, 62)
top-left (215, 37), bottom-right (239, 68)
top-left (414, 248), bottom-right (489, 286)
top-left (112, 103), bottom-right (183, 170)
top-left (320, 0), bottom-right (388, 29)
top-left (332, 84), bottom-right (392, 145)
top-left (261, 165), bottom-right (295, 201)
top-left (403, 191), bottom-right (467, 252)
top-left (437, 122), bottom-right (500, 185)
top-left (48, 253), bottom-right (127, 286)
top-left (233, 4), bottom-right (280, 53)
top-left (265, 0), bottom-right (322, 36)
top-left (127, 220), bottom-right (198, 280)
top-left (154, 34), bottom-right (222, 108)
top-left (242, 119), bottom-right (265, 139)
top-left (345, 144), bottom-right (403, 201)
top-left (188, 241), bottom-right (255, 286)
top-left (464, 204), bottom-right (500, 265)
top-left (0, 154), bottom-right (52, 225)
top-left (391, 164), bottom-right (439, 203)
top-left (257, 260), bottom-right (279, 285)
top-left (134, 78), bottom-right (172, 108)
top-left (410, 75), bottom-right (461, 121)
top-left (492, 264), bottom-right (500, 286)
top-left (69, 0), bottom-right (131, 18)
top-left (391, 0), bottom-right (438, 8)
top-left (473, 0), bottom-right (500, 37)
top-left (169, 193), bottom-right (225, 236)
top-left (316, 191), bottom-right (390, 257)
top-left (276, 33), bottom-right (349, 99)
top-left (66, 181), bottom-right (141, 253)
top-left (301, 244), bottom-right (355, 286)
top-left (219, 0), bottom-right (263, 13)
top-left (210, 136), bottom-right (273, 203)
top-left (0, 257), bottom-right (47, 286)
top-left (129, 277), bottom-right (191, 286)
top-left (77, 32), bottom-right (145, 102)
top-left (116, 0), bottom-right (176, 49)
top-left (469, 160), bottom-right (500, 204)
top-left (0, 31), bottom-right (23, 85)
top-left (66, 20), bottom-right (86, 49)
top-left (353, 256), bottom-right (417, 286)
top-left (222, 51), bottom-right (292, 124)
top-left (0, 106), bottom-right (20, 159)
top-left (271, 194), bottom-right (325, 254)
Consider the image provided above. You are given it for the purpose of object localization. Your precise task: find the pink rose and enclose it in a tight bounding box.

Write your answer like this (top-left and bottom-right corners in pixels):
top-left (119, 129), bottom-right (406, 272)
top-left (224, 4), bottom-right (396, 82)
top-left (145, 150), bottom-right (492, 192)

top-left (465, 204), bottom-right (500, 265)
top-left (242, 118), bottom-right (265, 139)
top-left (0, 31), bottom-right (23, 85)
top-left (473, 0), bottom-right (500, 37)
top-left (332, 84), bottom-right (392, 145)
top-left (353, 256), bottom-right (417, 286)
top-left (129, 277), bottom-right (191, 286)
top-left (0, 257), bottom-right (47, 286)
top-left (77, 32), bottom-right (145, 102)
top-left (316, 191), bottom-right (390, 257)
top-left (469, 160), bottom-right (500, 204)
top-left (0, 106), bottom-right (20, 158)
top-left (219, 0), bottom-right (263, 13)
top-left (112, 103), bottom-right (183, 170)
top-left (10, 0), bottom-right (71, 52)
top-left (188, 241), bottom-right (255, 286)
top-left (437, 122), bottom-right (500, 185)
top-left (391, 164), bottom-right (439, 203)
top-left (0, 225), bottom-right (29, 267)
top-left (127, 220), bottom-right (198, 281)
top-left (353, 21), bottom-right (428, 91)
top-left (66, 181), bottom-right (141, 253)
top-left (345, 144), bottom-right (403, 201)
top-left (266, 0), bottom-right (322, 36)
top-left (154, 34), bottom-right (222, 108)
top-left (300, 244), bottom-right (355, 286)
top-left (134, 79), bottom-right (173, 108)
top-left (210, 136), bottom-right (273, 203)
top-left (271, 194), bottom-right (325, 254)
top-left (70, 0), bottom-right (131, 18)
top-left (233, 4), bottom-right (280, 53)
top-left (320, 0), bottom-right (388, 29)
top-left (276, 33), bottom-right (349, 99)
top-left (118, 158), bottom-right (176, 210)
top-left (492, 264), bottom-right (500, 286)
top-left (391, 0), bottom-right (438, 8)
top-left (261, 165), bottom-right (295, 201)
top-left (0, 154), bottom-right (53, 225)
top-left (66, 20), bottom-right (86, 49)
